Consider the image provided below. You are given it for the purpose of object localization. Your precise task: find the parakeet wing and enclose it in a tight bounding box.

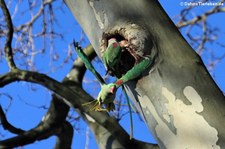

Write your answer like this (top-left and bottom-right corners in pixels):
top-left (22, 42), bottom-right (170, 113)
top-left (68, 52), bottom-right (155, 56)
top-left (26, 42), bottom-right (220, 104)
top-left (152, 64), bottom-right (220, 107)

top-left (103, 40), bottom-right (121, 71)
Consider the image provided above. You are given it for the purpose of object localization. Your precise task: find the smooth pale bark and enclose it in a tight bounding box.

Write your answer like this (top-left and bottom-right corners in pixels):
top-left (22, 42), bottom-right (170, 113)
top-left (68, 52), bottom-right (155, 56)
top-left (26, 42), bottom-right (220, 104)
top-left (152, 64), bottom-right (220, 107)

top-left (64, 0), bottom-right (225, 148)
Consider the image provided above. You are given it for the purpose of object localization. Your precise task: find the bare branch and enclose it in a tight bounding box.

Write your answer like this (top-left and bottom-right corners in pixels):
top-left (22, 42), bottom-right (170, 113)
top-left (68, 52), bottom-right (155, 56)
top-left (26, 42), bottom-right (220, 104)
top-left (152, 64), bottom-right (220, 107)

top-left (0, 45), bottom-right (94, 148)
top-left (0, 0), bottom-right (17, 70)
top-left (177, 1), bottom-right (225, 28)
top-left (15, 0), bottom-right (55, 32)
top-left (0, 120), bottom-right (72, 149)
top-left (54, 121), bottom-right (73, 149)
top-left (175, 0), bottom-right (225, 72)
top-left (219, 7), bottom-right (225, 12)
top-left (0, 69), bottom-right (83, 109)
top-left (0, 105), bottom-right (25, 134)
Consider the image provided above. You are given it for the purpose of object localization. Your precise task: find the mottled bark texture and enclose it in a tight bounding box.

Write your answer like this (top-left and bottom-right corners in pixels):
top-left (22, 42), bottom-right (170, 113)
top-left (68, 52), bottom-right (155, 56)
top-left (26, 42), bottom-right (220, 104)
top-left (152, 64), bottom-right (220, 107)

top-left (64, 0), bottom-right (225, 148)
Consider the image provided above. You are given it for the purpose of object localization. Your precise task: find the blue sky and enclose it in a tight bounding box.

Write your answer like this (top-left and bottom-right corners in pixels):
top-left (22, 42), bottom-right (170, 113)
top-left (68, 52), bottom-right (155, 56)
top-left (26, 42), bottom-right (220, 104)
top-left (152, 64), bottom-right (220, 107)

top-left (0, 0), bottom-right (224, 149)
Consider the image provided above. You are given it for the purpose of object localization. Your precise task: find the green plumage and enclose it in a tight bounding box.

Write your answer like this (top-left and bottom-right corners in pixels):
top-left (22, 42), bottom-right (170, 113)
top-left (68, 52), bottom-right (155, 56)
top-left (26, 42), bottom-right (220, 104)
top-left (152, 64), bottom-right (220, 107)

top-left (103, 38), bottom-right (121, 75)
top-left (120, 58), bottom-right (152, 83)
top-left (74, 39), bottom-right (152, 139)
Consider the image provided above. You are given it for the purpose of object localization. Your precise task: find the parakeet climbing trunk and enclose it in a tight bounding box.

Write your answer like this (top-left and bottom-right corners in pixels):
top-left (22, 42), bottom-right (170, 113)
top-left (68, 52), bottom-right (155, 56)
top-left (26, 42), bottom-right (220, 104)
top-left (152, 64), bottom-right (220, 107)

top-left (64, 0), bottom-right (225, 148)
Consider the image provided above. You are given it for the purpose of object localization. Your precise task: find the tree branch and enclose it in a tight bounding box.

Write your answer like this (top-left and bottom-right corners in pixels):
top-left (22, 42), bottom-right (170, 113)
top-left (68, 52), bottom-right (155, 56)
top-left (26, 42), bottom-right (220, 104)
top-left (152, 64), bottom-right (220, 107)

top-left (0, 120), bottom-right (71, 149)
top-left (0, 45), bottom-right (95, 148)
top-left (0, 45), bottom-right (158, 148)
top-left (0, 69), bottom-right (78, 148)
top-left (14, 0), bottom-right (55, 32)
top-left (0, 0), bottom-right (17, 70)
top-left (54, 121), bottom-right (74, 149)
top-left (0, 105), bottom-right (25, 134)
top-left (177, 1), bottom-right (225, 28)
top-left (219, 7), bottom-right (225, 12)
top-left (0, 69), bottom-right (83, 108)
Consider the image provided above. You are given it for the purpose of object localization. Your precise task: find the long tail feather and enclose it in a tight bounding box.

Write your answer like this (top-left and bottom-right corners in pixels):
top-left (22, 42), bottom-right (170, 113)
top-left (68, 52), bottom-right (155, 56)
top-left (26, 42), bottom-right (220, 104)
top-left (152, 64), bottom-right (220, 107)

top-left (74, 41), bottom-right (105, 85)
top-left (122, 85), bottom-right (133, 139)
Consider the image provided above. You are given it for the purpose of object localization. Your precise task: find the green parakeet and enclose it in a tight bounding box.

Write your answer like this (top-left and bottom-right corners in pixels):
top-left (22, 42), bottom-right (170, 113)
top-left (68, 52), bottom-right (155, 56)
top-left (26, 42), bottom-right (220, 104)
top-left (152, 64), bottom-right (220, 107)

top-left (75, 39), bottom-right (152, 139)
top-left (102, 38), bottom-right (122, 76)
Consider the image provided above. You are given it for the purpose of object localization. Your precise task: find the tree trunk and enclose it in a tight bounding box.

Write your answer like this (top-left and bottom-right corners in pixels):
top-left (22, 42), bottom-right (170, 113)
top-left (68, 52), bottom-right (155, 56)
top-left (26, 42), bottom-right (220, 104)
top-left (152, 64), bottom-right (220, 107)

top-left (64, 0), bottom-right (225, 148)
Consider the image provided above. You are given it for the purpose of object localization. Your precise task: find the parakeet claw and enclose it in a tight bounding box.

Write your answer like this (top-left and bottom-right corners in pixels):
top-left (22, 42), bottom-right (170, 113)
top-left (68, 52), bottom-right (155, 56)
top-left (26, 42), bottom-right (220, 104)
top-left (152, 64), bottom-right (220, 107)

top-left (82, 83), bottom-right (117, 112)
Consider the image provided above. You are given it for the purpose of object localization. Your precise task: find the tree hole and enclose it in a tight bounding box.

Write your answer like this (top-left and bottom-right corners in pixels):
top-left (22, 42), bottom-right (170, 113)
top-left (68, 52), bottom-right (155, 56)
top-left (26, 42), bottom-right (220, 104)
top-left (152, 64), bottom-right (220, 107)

top-left (105, 33), bottom-right (125, 46)
top-left (102, 33), bottom-right (136, 76)
top-left (118, 48), bottom-right (135, 75)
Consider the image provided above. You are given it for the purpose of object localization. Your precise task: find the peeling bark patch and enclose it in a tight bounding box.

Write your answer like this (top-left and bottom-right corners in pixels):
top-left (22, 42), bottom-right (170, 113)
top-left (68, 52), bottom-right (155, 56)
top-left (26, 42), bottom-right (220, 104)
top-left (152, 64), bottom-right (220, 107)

top-left (140, 95), bottom-right (174, 145)
top-left (162, 114), bottom-right (171, 123)
top-left (42, 113), bottom-right (50, 122)
top-left (140, 87), bottom-right (220, 148)
top-left (84, 113), bottom-right (96, 123)
top-left (89, 1), bottom-right (108, 29)
top-left (155, 86), bottom-right (220, 149)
